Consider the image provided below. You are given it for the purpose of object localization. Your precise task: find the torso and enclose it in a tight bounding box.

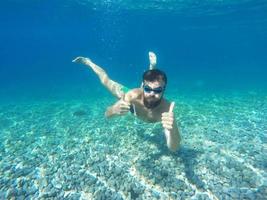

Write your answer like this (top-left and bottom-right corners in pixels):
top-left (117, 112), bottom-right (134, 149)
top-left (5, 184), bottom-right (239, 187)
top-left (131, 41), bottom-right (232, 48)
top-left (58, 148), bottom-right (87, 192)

top-left (125, 88), bottom-right (170, 123)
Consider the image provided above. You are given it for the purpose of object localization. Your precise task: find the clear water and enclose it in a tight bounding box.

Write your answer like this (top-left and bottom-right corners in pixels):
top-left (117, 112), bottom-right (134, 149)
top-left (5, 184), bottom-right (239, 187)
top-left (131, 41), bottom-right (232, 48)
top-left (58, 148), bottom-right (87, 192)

top-left (0, 1), bottom-right (266, 199)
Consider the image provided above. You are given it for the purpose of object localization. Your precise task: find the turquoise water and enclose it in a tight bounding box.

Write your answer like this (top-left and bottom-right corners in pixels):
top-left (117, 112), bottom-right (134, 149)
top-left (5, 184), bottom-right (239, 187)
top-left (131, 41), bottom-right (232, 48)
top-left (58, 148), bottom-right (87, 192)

top-left (0, 1), bottom-right (267, 199)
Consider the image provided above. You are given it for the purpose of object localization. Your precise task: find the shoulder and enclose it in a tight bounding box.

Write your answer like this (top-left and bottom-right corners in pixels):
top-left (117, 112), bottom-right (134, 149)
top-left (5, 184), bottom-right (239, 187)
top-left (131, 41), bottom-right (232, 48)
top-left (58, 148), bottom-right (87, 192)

top-left (124, 88), bottom-right (142, 102)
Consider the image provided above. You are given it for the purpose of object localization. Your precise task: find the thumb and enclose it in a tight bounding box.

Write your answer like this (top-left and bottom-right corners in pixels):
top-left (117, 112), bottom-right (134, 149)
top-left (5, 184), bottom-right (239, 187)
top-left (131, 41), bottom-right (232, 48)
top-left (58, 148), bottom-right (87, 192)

top-left (169, 102), bottom-right (175, 113)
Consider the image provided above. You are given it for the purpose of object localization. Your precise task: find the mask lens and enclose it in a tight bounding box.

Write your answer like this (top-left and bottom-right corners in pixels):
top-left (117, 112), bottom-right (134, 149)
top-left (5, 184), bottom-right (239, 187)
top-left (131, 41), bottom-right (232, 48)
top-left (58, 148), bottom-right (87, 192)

top-left (143, 85), bottom-right (163, 94)
top-left (153, 87), bottom-right (163, 94)
top-left (144, 86), bottom-right (152, 93)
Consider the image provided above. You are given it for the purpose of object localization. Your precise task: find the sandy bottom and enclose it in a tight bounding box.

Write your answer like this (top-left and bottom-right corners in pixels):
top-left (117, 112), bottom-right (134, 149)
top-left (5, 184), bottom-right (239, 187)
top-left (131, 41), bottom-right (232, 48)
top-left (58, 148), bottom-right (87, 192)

top-left (0, 89), bottom-right (266, 199)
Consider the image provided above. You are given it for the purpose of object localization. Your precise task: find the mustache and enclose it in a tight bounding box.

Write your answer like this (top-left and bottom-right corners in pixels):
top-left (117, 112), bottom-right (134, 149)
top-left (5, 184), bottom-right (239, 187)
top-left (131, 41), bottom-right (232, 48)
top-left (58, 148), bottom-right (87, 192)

top-left (146, 95), bottom-right (157, 99)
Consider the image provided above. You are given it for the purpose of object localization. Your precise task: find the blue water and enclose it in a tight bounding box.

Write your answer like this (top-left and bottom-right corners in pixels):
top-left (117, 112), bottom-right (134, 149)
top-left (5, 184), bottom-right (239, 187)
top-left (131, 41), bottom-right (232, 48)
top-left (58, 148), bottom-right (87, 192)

top-left (0, 1), bottom-right (267, 199)
top-left (1, 1), bottom-right (267, 100)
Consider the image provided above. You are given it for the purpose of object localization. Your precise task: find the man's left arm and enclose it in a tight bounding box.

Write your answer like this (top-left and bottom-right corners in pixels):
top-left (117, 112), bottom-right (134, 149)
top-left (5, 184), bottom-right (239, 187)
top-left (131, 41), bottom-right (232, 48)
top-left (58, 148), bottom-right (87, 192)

top-left (162, 109), bottom-right (181, 151)
top-left (167, 118), bottom-right (181, 151)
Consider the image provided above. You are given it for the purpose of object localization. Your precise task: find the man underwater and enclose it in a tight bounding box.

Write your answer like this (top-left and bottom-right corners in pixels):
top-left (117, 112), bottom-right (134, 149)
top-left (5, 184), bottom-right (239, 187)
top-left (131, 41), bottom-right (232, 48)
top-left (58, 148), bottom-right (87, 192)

top-left (73, 52), bottom-right (181, 151)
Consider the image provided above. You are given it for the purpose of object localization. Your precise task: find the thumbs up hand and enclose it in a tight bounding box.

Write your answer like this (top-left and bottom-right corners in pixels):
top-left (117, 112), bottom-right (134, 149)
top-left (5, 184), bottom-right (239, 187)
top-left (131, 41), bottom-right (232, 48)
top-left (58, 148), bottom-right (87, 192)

top-left (161, 102), bottom-right (175, 131)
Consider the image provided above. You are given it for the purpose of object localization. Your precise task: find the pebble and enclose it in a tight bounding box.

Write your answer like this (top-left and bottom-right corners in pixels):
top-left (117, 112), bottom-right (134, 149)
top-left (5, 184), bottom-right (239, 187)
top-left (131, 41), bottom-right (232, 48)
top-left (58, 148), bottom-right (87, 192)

top-left (28, 185), bottom-right (38, 195)
top-left (1, 99), bottom-right (266, 200)
top-left (228, 189), bottom-right (240, 199)
top-left (54, 182), bottom-right (62, 189)
top-left (114, 166), bottom-right (122, 176)
top-left (67, 192), bottom-right (81, 200)
top-left (6, 188), bottom-right (16, 199)
top-left (14, 167), bottom-right (32, 178)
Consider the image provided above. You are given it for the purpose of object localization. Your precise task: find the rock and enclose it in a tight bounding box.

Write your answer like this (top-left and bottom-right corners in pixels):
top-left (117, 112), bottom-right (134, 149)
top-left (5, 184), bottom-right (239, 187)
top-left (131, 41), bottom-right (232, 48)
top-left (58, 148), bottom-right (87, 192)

top-left (193, 193), bottom-right (210, 200)
top-left (6, 188), bottom-right (16, 199)
top-left (245, 190), bottom-right (256, 200)
top-left (67, 192), bottom-right (81, 200)
top-left (62, 183), bottom-right (70, 190)
top-left (15, 195), bottom-right (26, 200)
top-left (104, 190), bottom-right (112, 198)
top-left (52, 178), bottom-right (63, 190)
top-left (169, 192), bottom-right (178, 199)
top-left (65, 175), bottom-right (72, 181)
top-left (15, 167), bottom-right (32, 178)
top-left (228, 188), bottom-right (240, 199)
top-left (257, 185), bottom-right (267, 197)
top-left (54, 183), bottom-right (62, 190)
top-left (28, 185), bottom-right (38, 195)
top-left (73, 110), bottom-right (87, 117)
top-left (114, 166), bottom-right (122, 176)
top-left (50, 188), bottom-right (58, 197)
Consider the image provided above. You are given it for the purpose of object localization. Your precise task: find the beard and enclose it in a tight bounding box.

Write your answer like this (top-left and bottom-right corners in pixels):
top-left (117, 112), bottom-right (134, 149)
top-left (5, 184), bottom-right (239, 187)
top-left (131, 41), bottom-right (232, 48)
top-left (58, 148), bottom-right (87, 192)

top-left (143, 96), bottom-right (162, 109)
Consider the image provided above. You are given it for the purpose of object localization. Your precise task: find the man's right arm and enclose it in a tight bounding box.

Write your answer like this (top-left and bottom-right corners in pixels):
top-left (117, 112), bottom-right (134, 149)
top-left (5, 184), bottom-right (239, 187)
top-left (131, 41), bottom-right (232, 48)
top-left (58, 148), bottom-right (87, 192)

top-left (105, 104), bottom-right (118, 118)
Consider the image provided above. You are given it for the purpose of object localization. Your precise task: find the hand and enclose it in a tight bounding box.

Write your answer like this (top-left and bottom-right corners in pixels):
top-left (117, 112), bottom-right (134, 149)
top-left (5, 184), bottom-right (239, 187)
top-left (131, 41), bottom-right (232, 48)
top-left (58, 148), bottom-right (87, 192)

top-left (161, 111), bottom-right (174, 131)
top-left (162, 102), bottom-right (175, 131)
top-left (113, 99), bottom-right (131, 115)
top-left (72, 56), bottom-right (92, 65)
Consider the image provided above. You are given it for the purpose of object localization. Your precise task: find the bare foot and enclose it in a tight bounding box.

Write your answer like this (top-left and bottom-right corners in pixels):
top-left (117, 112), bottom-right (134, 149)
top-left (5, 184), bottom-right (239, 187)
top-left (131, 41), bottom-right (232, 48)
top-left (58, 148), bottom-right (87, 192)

top-left (72, 56), bottom-right (92, 65)
top-left (149, 51), bottom-right (157, 69)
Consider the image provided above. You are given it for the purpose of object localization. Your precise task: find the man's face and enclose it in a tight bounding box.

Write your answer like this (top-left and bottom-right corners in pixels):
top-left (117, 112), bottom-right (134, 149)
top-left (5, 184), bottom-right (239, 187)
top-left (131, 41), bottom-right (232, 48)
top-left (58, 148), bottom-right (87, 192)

top-left (142, 80), bottom-right (165, 109)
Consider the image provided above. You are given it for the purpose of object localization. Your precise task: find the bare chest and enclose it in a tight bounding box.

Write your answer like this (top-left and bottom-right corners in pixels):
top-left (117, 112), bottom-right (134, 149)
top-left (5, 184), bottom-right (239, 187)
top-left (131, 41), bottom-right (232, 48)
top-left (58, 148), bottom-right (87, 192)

top-left (132, 101), bottom-right (162, 123)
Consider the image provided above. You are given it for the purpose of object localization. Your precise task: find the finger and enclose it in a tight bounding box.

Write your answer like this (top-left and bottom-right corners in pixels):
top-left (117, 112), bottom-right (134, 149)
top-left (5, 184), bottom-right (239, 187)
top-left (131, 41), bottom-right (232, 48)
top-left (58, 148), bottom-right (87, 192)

top-left (121, 93), bottom-right (125, 101)
top-left (163, 124), bottom-right (172, 130)
top-left (169, 102), bottom-right (175, 113)
top-left (166, 121), bottom-right (173, 127)
top-left (120, 95), bottom-right (130, 106)
top-left (120, 108), bottom-right (130, 113)
top-left (162, 116), bottom-right (173, 125)
top-left (121, 101), bottom-right (131, 107)
top-left (162, 112), bottom-right (173, 117)
top-left (120, 110), bottom-right (129, 115)
top-left (166, 125), bottom-right (172, 130)
top-left (162, 120), bottom-right (173, 126)
top-left (162, 124), bottom-right (167, 129)
top-left (162, 112), bottom-right (169, 117)
top-left (163, 121), bottom-right (173, 128)
top-left (121, 108), bottom-right (130, 112)
top-left (162, 115), bottom-right (173, 122)
top-left (162, 119), bottom-right (173, 125)
top-left (120, 104), bottom-right (130, 110)
top-left (162, 113), bottom-right (173, 118)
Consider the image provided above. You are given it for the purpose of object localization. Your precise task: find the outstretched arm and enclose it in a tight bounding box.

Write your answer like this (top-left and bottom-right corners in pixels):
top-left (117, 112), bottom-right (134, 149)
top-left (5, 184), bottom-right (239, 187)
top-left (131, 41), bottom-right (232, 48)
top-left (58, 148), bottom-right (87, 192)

top-left (72, 56), bottom-right (124, 99)
top-left (72, 56), bottom-right (106, 76)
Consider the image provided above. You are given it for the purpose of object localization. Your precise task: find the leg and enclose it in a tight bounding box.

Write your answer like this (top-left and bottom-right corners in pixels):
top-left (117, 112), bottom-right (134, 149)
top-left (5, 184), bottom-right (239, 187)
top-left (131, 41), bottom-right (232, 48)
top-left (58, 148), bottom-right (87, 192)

top-left (73, 57), bottom-right (125, 99)
top-left (149, 51), bottom-right (157, 70)
top-left (140, 51), bottom-right (158, 88)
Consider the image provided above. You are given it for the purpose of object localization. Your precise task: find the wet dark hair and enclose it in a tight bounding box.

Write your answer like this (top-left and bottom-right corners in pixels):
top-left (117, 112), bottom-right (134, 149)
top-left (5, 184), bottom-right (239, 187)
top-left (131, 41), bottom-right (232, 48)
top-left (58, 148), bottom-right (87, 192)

top-left (142, 69), bottom-right (167, 85)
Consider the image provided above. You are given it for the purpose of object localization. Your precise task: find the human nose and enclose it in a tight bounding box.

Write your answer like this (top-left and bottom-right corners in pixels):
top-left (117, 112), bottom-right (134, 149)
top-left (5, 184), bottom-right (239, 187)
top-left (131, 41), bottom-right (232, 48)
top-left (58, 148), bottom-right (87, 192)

top-left (147, 91), bottom-right (156, 96)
